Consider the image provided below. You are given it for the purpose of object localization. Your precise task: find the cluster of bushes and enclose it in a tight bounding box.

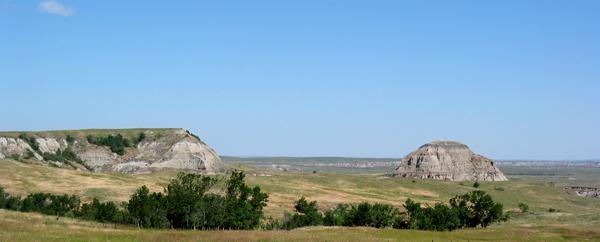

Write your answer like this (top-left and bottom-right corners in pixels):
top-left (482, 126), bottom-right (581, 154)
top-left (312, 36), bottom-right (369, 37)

top-left (0, 186), bottom-right (126, 223)
top-left (404, 190), bottom-right (505, 230)
top-left (86, 133), bottom-right (146, 155)
top-left (281, 190), bottom-right (505, 231)
top-left (0, 187), bottom-right (81, 217)
top-left (0, 170), bottom-right (268, 230)
top-left (127, 171), bottom-right (268, 230)
top-left (41, 148), bottom-right (89, 169)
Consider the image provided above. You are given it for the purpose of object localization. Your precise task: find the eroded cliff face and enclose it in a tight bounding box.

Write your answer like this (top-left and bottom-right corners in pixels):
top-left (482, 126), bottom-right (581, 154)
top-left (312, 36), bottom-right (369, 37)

top-left (0, 129), bottom-right (225, 174)
top-left (393, 141), bottom-right (507, 181)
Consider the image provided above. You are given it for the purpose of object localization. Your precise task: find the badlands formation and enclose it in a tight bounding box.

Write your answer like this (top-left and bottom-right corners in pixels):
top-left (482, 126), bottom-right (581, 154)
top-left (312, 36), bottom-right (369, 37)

top-left (393, 141), bottom-right (507, 181)
top-left (0, 128), bottom-right (225, 174)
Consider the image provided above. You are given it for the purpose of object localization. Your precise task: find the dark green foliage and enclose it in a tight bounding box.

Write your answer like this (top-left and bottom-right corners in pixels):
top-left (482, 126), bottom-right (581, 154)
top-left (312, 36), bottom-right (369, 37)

top-left (19, 133), bottom-right (39, 152)
top-left (132, 133), bottom-right (146, 145)
top-left (323, 204), bottom-right (349, 226)
top-left (4, 196), bottom-right (22, 210)
top-left (518, 202), bottom-right (529, 213)
top-left (125, 170), bottom-right (268, 230)
top-left (0, 187), bottom-right (7, 208)
top-left (128, 186), bottom-right (169, 228)
top-left (66, 135), bottom-right (75, 145)
top-left (449, 190), bottom-right (505, 228)
top-left (548, 208), bottom-right (558, 212)
top-left (223, 170), bottom-right (269, 229)
top-left (86, 134), bottom-right (130, 155)
top-left (403, 200), bottom-right (461, 231)
top-left (164, 173), bottom-right (217, 229)
top-left (20, 192), bottom-right (80, 217)
top-left (284, 197), bottom-right (323, 229)
top-left (79, 198), bottom-right (119, 222)
top-left (198, 194), bottom-right (227, 229)
top-left (41, 148), bottom-right (89, 169)
top-left (291, 200), bottom-right (402, 229)
top-left (346, 203), bottom-right (400, 228)
top-left (284, 190), bottom-right (505, 231)
top-left (473, 182), bottom-right (481, 188)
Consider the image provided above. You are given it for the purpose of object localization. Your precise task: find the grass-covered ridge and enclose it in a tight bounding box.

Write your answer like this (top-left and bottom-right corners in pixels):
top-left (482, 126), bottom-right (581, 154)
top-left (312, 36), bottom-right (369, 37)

top-left (0, 128), bottom-right (177, 140)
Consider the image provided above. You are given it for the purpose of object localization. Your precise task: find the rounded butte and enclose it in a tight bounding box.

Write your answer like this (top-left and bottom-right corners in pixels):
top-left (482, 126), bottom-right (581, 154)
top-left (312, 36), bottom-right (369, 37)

top-left (393, 141), bottom-right (507, 181)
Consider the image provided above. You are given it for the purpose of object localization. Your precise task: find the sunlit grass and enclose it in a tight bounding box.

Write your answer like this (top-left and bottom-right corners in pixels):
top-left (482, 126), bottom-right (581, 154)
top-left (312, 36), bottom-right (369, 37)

top-left (1, 158), bottom-right (600, 241)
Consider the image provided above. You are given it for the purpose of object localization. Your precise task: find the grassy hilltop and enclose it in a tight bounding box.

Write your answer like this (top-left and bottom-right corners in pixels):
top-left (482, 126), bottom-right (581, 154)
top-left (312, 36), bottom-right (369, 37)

top-left (0, 158), bottom-right (600, 241)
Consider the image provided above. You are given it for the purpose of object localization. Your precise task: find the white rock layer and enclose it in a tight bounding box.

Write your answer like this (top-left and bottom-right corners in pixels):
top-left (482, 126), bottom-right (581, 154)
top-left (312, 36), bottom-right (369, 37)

top-left (0, 128), bottom-right (226, 174)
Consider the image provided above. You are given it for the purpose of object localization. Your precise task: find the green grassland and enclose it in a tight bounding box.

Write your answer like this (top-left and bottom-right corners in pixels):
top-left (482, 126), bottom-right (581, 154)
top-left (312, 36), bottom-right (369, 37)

top-left (1, 158), bottom-right (600, 241)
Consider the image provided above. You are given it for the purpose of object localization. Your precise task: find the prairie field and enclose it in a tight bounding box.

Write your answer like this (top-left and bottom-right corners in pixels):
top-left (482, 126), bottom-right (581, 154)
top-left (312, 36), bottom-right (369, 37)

top-left (1, 158), bottom-right (600, 241)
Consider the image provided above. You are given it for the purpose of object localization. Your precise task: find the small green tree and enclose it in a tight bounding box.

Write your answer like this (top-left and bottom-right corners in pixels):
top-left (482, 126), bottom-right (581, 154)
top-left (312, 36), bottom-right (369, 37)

top-left (128, 186), bottom-right (169, 228)
top-left (284, 197), bottom-right (323, 229)
top-left (449, 190), bottom-right (504, 228)
top-left (224, 170), bottom-right (268, 229)
top-left (165, 173), bottom-right (217, 229)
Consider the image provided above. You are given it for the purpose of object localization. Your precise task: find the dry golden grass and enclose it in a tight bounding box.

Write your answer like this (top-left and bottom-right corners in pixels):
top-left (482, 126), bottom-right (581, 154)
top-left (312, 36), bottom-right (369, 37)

top-left (2, 158), bottom-right (600, 241)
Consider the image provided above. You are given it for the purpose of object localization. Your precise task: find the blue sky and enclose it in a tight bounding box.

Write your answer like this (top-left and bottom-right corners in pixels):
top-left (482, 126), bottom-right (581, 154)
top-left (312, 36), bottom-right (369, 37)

top-left (1, 1), bottom-right (598, 159)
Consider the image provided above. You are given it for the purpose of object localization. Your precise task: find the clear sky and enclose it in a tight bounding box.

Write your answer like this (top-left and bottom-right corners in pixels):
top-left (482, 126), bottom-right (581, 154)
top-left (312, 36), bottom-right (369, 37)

top-left (1, 1), bottom-right (598, 160)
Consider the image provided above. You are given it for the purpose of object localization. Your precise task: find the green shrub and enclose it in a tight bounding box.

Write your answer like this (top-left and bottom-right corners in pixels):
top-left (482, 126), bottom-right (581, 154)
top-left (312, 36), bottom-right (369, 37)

top-left (284, 197), bottom-right (323, 229)
top-left (41, 148), bottom-right (89, 169)
top-left (518, 203), bottom-right (529, 213)
top-left (449, 190), bottom-right (505, 228)
top-left (86, 134), bottom-right (130, 155)
top-left (79, 198), bottom-right (119, 222)
top-left (403, 199), bottom-right (461, 231)
top-left (0, 187), bottom-right (7, 208)
top-left (473, 182), bottom-right (480, 188)
top-left (66, 135), bottom-right (75, 145)
top-left (19, 133), bottom-right (39, 152)
top-left (126, 170), bottom-right (268, 230)
top-left (20, 192), bottom-right (80, 217)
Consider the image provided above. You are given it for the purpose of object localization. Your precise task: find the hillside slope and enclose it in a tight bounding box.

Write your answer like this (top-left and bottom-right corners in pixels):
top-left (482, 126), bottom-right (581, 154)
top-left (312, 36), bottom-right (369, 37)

top-left (0, 128), bottom-right (225, 174)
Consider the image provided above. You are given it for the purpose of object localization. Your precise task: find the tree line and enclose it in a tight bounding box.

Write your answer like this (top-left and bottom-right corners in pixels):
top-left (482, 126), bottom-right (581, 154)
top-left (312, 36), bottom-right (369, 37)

top-left (0, 172), bottom-right (506, 231)
top-left (277, 190), bottom-right (506, 231)
top-left (0, 171), bottom-right (268, 230)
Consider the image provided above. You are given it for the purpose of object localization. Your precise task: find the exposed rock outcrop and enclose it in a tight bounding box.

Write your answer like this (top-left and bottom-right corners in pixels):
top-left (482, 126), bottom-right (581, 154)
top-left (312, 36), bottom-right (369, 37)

top-left (0, 128), bottom-right (226, 174)
top-left (566, 187), bottom-right (600, 198)
top-left (393, 141), bottom-right (507, 181)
